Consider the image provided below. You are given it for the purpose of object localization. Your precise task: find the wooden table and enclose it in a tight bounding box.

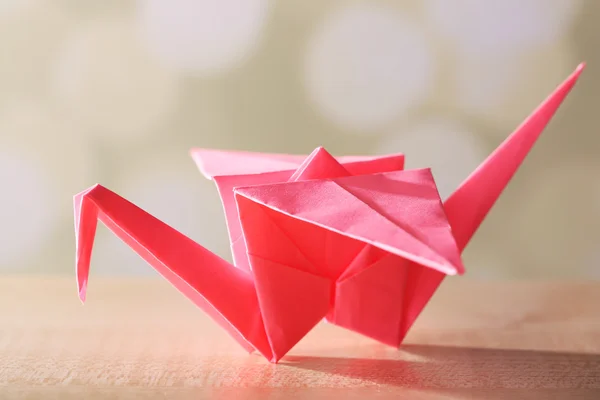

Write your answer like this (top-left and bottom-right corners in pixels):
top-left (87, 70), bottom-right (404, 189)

top-left (1, 276), bottom-right (599, 399)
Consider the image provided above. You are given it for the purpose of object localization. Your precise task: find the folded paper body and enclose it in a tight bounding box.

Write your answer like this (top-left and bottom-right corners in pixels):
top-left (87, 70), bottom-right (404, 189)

top-left (74, 64), bottom-right (584, 362)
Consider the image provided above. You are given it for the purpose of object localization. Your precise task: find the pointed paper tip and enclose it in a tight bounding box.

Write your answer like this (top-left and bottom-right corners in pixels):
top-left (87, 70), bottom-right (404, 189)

top-left (189, 148), bottom-right (214, 181)
top-left (77, 272), bottom-right (87, 303)
top-left (441, 263), bottom-right (460, 276)
top-left (304, 146), bottom-right (329, 161)
top-left (189, 147), bottom-right (206, 160)
top-left (566, 62), bottom-right (585, 86)
top-left (270, 355), bottom-right (282, 364)
top-left (552, 62), bottom-right (585, 98)
top-left (428, 255), bottom-right (462, 276)
top-left (78, 285), bottom-right (87, 304)
top-left (448, 252), bottom-right (465, 276)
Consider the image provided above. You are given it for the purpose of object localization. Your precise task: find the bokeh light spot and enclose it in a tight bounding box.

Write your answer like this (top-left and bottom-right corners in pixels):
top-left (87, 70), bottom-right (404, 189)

top-left (136, 0), bottom-right (270, 74)
top-left (305, 4), bottom-right (435, 133)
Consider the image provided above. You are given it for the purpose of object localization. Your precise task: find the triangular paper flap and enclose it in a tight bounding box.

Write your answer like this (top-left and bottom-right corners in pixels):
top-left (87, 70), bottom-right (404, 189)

top-left (250, 254), bottom-right (332, 362)
top-left (335, 170), bottom-right (464, 274)
top-left (191, 147), bottom-right (405, 179)
top-left (289, 147), bottom-right (350, 181)
top-left (234, 169), bottom-right (464, 275)
top-left (214, 153), bottom-right (406, 270)
top-left (73, 184), bottom-right (273, 360)
top-left (329, 252), bottom-right (411, 347)
top-left (445, 63), bottom-right (585, 251)
top-left (236, 190), bottom-right (366, 280)
top-left (234, 191), bottom-right (324, 276)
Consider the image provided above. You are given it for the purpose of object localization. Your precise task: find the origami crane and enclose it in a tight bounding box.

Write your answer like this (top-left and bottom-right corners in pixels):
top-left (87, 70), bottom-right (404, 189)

top-left (74, 64), bottom-right (584, 363)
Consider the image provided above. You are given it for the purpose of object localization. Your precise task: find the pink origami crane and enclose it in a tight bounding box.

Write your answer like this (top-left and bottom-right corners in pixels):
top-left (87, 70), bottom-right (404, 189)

top-left (74, 64), bottom-right (584, 363)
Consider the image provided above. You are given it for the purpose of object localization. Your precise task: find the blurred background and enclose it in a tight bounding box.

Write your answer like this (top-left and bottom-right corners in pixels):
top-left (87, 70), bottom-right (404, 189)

top-left (1, 0), bottom-right (598, 280)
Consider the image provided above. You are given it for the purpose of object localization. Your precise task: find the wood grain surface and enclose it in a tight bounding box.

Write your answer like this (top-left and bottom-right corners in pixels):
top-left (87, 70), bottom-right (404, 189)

top-left (1, 276), bottom-right (599, 399)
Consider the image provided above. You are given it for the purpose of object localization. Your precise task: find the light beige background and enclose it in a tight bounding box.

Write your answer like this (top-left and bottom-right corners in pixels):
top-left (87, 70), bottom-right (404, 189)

top-left (1, 0), bottom-right (598, 279)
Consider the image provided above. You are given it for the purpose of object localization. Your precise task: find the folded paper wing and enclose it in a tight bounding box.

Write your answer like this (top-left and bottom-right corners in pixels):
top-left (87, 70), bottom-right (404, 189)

top-left (191, 147), bottom-right (406, 179)
top-left (73, 63), bottom-right (584, 363)
top-left (196, 149), bottom-right (406, 271)
top-left (235, 169), bottom-right (464, 276)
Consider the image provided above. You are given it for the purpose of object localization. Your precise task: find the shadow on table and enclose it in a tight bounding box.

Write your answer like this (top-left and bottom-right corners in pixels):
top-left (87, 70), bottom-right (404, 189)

top-left (6, 345), bottom-right (600, 399)
top-left (283, 344), bottom-right (600, 398)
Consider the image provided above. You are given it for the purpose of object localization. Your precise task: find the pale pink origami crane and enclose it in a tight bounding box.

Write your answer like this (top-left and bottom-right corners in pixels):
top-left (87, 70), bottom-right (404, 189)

top-left (74, 64), bottom-right (584, 363)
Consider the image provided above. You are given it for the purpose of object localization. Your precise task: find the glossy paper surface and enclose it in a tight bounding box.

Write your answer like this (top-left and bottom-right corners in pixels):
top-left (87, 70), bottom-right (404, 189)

top-left (74, 64), bottom-right (584, 362)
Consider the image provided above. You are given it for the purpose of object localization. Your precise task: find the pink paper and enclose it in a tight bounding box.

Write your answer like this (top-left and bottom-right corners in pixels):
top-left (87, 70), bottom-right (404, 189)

top-left (73, 63), bottom-right (584, 362)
